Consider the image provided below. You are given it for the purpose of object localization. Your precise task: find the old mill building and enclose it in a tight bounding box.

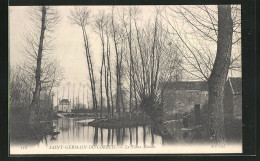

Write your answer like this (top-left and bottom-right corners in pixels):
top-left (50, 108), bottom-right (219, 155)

top-left (161, 77), bottom-right (242, 119)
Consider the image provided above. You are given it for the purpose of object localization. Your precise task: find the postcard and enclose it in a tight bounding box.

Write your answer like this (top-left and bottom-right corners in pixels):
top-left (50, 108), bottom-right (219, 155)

top-left (9, 5), bottom-right (242, 155)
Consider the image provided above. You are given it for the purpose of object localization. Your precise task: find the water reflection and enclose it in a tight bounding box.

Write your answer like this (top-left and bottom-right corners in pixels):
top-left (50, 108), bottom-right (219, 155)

top-left (136, 126), bottom-right (138, 145)
top-left (143, 126), bottom-right (146, 146)
top-left (28, 118), bottom-right (162, 148)
top-left (12, 117), bottom-right (193, 148)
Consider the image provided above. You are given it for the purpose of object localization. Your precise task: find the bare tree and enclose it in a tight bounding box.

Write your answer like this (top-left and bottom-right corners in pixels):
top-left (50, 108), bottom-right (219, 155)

top-left (114, 6), bottom-right (182, 122)
top-left (208, 5), bottom-right (233, 142)
top-left (111, 7), bottom-right (125, 119)
top-left (83, 84), bottom-right (85, 108)
top-left (159, 5), bottom-right (241, 81)
top-left (78, 82), bottom-right (81, 109)
top-left (22, 6), bottom-right (61, 123)
top-left (93, 11), bottom-right (110, 118)
top-left (10, 66), bottom-right (33, 108)
top-left (159, 5), bottom-right (238, 141)
top-left (105, 28), bottom-right (112, 118)
top-left (69, 7), bottom-right (98, 118)
top-left (66, 82), bottom-right (71, 100)
top-left (120, 7), bottom-right (135, 119)
top-left (10, 55), bottom-right (63, 123)
top-left (72, 83), bottom-right (75, 108)
top-left (42, 60), bottom-right (64, 105)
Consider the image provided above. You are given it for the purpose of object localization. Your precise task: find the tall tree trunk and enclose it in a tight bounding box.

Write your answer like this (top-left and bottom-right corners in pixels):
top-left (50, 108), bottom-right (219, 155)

top-left (98, 26), bottom-right (105, 118)
top-left (111, 8), bottom-right (119, 119)
top-left (57, 88), bottom-right (59, 108)
top-left (208, 5), bottom-right (233, 142)
top-left (150, 15), bottom-right (158, 100)
top-left (73, 84), bottom-right (74, 109)
top-left (78, 88), bottom-right (80, 109)
top-left (83, 86), bottom-right (84, 108)
top-left (82, 27), bottom-right (98, 119)
top-left (134, 20), bottom-right (146, 100)
top-left (119, 47), bottom-right (124, 118)
top-left (67, 84), bottom-right (70, 100)
top-left (104, 34), bottom-right (111, 119)
top-left (48, 79), bottom-right (55, 106)
top-left (128, 9), bottom-right (133, 119)
top-left (29, 6), bottom-right (46, 124)
top-left (100, 35), bottom-right (105, 119)
top-left (129, 65), bottom-right (132, 119)
top-left (107, 40), bottom-right (113, 118)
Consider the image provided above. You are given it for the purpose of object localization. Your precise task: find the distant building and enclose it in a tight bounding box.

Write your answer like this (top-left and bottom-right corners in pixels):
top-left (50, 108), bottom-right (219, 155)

top-left (161, 77), bottom-right (242, 119)
top-left (58, 99), bottom-right (72, 112)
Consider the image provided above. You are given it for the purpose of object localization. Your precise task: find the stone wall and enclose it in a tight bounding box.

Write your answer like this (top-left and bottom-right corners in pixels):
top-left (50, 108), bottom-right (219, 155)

top-left (162, 89), bottom-right (208, 114)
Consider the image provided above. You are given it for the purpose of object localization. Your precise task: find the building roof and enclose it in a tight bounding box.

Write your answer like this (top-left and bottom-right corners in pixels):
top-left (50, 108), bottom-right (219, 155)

top-left (161, 81), bottom-right (208, 91)
top-left (60, 99), bottom-right (70, 104)
top-left (161, 77), bottom-right (241, 93)
top-left (229, 77), bottom-right (242, 95)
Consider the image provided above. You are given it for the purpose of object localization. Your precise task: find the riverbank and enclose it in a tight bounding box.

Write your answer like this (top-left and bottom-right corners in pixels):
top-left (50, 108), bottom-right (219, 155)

top-left (62, 112), bottom-right (95, 118)
top-left (10, 107), bottom-right (61, 145)
top-left (88, 118), bottom-right (154, 128)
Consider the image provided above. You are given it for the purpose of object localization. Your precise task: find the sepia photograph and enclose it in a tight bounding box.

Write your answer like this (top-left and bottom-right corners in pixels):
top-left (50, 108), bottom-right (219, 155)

top-left (9, 5), bottom-right (242, 154)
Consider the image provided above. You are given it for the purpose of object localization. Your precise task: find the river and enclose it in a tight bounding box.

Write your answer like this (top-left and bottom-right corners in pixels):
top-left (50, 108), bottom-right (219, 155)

top-left (11, 117), bottom-right (163, 149)
top-left (49, 118), bottom-right (162, 147)
top-left (10, 117), bottom-right (242, 154)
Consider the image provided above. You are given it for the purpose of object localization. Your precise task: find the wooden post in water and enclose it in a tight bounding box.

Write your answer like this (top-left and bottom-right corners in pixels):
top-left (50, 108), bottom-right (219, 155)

top-left (107, 128), bottom-right (111, 145)
top-left (194, 104), bottom-right (201, 125)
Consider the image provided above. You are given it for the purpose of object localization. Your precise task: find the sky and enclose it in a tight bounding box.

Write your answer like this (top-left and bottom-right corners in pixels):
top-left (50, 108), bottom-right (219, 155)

top-left (9, 6), bottom-right (159, 106)
top-left (9, 5), bottom-right (241, 106)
